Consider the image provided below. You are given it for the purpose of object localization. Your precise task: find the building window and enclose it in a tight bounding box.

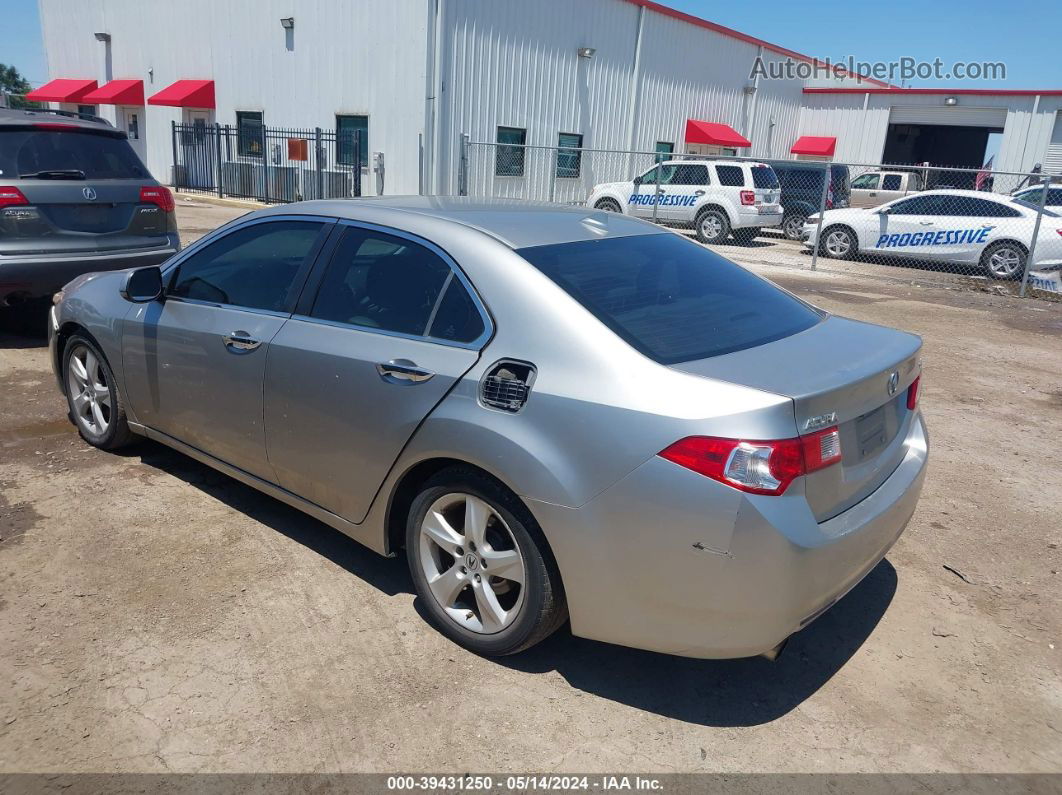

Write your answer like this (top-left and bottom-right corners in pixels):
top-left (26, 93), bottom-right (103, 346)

top-left (236, 111), bottom-right (264, 158)
top-left (655, 141), bottom-right (674, 163)
top-left (496, 126), bottom-right (526, 177)
top-left (556, 133), bottom-right (583, 178)
top-left (77, 104), bottom-right (97, 118)
top-left (336, 114), bottom-right (369, 167)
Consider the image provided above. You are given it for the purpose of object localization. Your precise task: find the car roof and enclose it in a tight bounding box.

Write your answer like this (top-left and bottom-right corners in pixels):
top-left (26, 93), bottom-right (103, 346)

top-left (254, 196), bottom-right (671, 249)
top-left (0, 108), bottom-right (115, 131)
top-left (917, 189), bottom-right (1019, 200)
top-left (661, 159), bottom-right (768, 167)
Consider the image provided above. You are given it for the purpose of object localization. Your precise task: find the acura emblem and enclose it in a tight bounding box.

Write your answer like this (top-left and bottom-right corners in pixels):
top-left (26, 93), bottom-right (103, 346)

top-left (887, 371), bottom-right (899, 396)
top-left (82, 187), bottom-right (97, 201)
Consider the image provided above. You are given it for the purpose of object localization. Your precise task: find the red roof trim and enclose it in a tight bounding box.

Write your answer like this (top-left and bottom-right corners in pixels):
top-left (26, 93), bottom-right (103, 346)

top-left (147, 79), bottom-right (215, 109)
top-left (24, 78), bottom-right (98, 103)
top-left (624, 0), bottom-right (896, 88)
top-left (804, 87), bottom-right (1062, 96)
top-left (685, 119), bottom-right (752, 148)
top-left (790, 136), bottom-right (836, 156)
top-left (81, 79), bottom-right (145, 106)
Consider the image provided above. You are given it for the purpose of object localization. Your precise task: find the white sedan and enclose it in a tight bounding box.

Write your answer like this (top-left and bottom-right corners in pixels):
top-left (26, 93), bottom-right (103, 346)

top-left (802, 189), bottom-right (1062, 279)
top-left (1011, 184), bottom-right (1062, 213)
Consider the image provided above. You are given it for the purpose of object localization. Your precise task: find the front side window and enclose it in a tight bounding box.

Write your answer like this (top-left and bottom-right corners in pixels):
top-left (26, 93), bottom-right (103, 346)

top-left (336, 114), bottom-right (369, 167)
top-left (518, 233), bottom-right (822, 364)
top-left (852, 173), bottom-right (880, 190)
top-left (310, 228), bottom-right (483, 342)
top-left (496, 126), bottom-right (526, 177)
top-left (881, 174), bottom-right (903, 191)
top-left (236, 111), bottom-right (264, 158)
top-left (887, 195), bottom-right (946, 215)
top-left (556, 132), bottom-right (583, 178)
top-left (169, 220), bottom-right (325, 312)
top-left (715, 165), bottom-right (745, 187)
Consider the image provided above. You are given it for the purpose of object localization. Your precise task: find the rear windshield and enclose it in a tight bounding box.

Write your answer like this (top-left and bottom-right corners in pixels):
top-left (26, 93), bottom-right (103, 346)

top-left (0, 128), bottom-right (148, 180)
top-left (751, 165), bottom-right (780, 189)
top-left (517, 233), bottom-right (822, 363)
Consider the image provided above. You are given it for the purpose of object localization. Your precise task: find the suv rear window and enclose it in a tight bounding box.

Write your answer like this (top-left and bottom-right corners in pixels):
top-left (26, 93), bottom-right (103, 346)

top-left (751, 166), bottom-right (779, 189)
top-left (0, 128), bottom-right (148, 180)
top-left (517, 234), bottom-right (822, 363)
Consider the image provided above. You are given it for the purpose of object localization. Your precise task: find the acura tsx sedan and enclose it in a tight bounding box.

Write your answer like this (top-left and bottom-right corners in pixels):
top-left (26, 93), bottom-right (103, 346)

top-left (48, 197), bottom-right (928, 659)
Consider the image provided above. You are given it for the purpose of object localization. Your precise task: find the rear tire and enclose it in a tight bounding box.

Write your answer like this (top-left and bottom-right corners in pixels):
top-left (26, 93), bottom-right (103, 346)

top-left (694, 208), bottom-right (731, 244)
top-left (594, 198), bottom-right (622, 213)
top-left (819, 225), bottom-right (857, 260)
top-left (981, 241), bottom-right (1026, 281)
top-left (406, 467), bottom-right (567, 656)
top-left (732, 227), bottom-right (760, 243)
top-left (62, 334), bottom-right (136, 450)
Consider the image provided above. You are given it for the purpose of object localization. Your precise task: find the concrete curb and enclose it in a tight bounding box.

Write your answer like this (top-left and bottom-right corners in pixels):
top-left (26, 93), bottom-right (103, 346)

top-left (172, 191), bottom-right (268, 210)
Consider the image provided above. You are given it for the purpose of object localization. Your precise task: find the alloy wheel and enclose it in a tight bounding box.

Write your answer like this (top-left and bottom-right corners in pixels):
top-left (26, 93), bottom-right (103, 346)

top-left (418, 492), bottom-right (526, 634)
top-left (824, 229), bottom-right (852, 257)
top-left (987, 245), bottom-right (1023, 279)
top-left (700, 213), bottom-right (724, 240)
top-left (784, 215), bottom-right (806, 240)
top-left (67, 345), bottom-right (111, 436)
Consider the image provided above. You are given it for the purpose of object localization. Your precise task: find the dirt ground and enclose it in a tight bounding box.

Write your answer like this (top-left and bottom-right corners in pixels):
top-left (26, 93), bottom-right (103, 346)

top-left (1, 198), bottom-right (1060, 775)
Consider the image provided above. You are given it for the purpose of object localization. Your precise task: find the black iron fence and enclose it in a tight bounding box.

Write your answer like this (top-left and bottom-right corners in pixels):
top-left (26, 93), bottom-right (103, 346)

top-left (171, 122), bottom-right (363, 203)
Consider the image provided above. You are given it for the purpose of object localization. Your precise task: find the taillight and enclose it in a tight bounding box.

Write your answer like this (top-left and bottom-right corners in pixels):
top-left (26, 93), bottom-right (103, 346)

top-left (740, 190), bottom-right (755, 206)
top-left (906, 375), bottom-right (921, 411)
top-left (659, 426), bottom-right (842, 496)
top-left (0, 186), bottom-right (29, 209)
top-left (1055, 229), bottom-right (1062, 238)
top-left (140, 185), bottom-right (175, 213)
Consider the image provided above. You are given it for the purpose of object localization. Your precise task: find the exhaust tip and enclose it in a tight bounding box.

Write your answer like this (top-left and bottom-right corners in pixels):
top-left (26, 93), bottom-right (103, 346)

top-left (760, 637), bottom-right (789, 662)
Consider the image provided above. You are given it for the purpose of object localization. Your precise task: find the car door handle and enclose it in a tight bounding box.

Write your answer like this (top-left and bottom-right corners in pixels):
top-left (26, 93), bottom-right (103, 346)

top-left (222, 331), bottom-right (262, 351)
top-left (694, 190), bottom-right (705, 196)
top-left (919, 221), bottom-right (934, 226)
top-left (869, 192), bottom-right (877, 196)
top-left (376, 359), bottom-right (435, 383)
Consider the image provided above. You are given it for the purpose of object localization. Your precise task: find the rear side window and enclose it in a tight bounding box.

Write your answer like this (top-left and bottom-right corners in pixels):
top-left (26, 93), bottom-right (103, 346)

top-left (0, 128), bottom-right (148, 179)
top-left (881, 174), bottom-right (902, 191)
top-left (169, 220), bottom-right (325, 312)
top-left (517, 234), bottom-right (822, 363)
top-left (751, 166), bottom-right (779, 189)
top-left (310, 227), bottom-right (463, 338)
top-left (715, 165), bottom-right (745, 187)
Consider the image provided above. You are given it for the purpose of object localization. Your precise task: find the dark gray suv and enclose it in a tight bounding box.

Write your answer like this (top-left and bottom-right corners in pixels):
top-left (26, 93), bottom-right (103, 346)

top-left (0, 108), bottom-right (180, 307)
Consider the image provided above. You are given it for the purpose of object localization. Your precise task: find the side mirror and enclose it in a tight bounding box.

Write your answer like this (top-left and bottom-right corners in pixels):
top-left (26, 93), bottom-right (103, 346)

top-left (120, 265), bottom-right (164, 303)
top-left (633, 175), bottom-right (642, 186)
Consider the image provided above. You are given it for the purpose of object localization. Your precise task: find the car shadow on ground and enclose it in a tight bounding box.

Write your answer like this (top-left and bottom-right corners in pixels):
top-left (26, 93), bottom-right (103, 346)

top-left (132, 441), bottom-right (414, 598)
top-left (491, 559), bottom-right (898, 727)
top-left (131, 437), bottom-right (895, 728)
top-left (0, 305), bottom-right (50, 349)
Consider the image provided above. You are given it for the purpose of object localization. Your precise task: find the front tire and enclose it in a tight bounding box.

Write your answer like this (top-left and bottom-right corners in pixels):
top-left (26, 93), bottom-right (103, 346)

top-left (695, 208), bottom-right (731, 244)
top-left (819, 225), bottom-right (857, 260)
top-left (782, 213), bottom-right (807, 240)
top-left (62, 334), bottom-right (136, 450)
top-left (406, 467), bottom-right (567, 656)
top-left (981, 241), bottom-right (1026, 281)
top-left (594, 198), bottom-right (622, 213)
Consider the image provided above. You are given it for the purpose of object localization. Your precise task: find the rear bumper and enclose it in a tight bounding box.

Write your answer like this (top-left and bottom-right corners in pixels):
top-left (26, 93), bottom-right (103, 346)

top-left (735, 209), bottom-right (783, 228)
top-left (0, 243), bottom-right (178, 305)
top-left (530, 413), bottom-right (928, 658)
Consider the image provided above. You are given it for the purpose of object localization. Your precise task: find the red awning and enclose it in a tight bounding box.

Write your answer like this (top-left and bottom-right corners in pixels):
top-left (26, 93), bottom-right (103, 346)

top-left (24, 78), bottom-right (98, 103)
top-left (791, 136), bottom-right (837, 157)
top-left (147, 79), bottom-right (215, 109)
top-left (684, 119), bottom-right (751, 148)
top-left (82, 79), bottom-right (145, 106)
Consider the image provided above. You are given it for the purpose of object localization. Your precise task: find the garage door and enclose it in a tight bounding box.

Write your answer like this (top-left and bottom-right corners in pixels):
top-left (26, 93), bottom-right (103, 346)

top-left (889, 106), bottom-right (1008, 128)
top-left (1045, 112), bottom-right (1062, 175)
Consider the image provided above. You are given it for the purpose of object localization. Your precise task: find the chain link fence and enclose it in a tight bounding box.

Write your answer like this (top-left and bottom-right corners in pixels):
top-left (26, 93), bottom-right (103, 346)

top-left (171, 122), bottom-right (363, 203)
top-left (461, 137), bottom-right (1062, 299)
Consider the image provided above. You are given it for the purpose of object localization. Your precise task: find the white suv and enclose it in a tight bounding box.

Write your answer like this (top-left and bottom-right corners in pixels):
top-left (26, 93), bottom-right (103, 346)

top-left (587, 159), bottom-right (783, 243)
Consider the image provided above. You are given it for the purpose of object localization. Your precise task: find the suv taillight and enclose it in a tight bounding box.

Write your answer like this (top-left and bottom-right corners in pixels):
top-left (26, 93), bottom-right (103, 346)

top-left (906, 375), bottom-right (921, 411)
top-left (740, 190), bottom-right (755, 206)
top-left (140, 185), bottom-right (175, 213)
top-left (659, 427), bottom-right (842, 496)
top-left (0, 186), bottom-right (29, 209)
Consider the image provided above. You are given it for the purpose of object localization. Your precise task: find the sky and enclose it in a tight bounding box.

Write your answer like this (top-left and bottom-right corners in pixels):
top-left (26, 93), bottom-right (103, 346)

top-left (1, 0), bottom-right (1058, 89)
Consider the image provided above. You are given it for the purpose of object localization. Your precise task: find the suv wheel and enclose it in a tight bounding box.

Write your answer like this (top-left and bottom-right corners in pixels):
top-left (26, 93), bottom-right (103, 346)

top-left (406, 467), bottom-right (567, 656)
top-left (820, 226), bottom-right (857, 260)
top-left (62, 335), bottom-right (136, 450)
top-left (783, 213), bottom-right (807, 240)
top-left (695, 208), bottom-right (730, 244)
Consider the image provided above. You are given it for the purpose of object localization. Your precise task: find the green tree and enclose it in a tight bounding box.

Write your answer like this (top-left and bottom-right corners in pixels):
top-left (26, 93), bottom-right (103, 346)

top-left (0, 63), bottom-right (41, 109)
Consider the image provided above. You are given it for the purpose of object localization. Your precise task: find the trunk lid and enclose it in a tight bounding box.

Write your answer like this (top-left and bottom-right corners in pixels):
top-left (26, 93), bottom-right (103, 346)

top-left (673, 316), bottom-right (922, 521)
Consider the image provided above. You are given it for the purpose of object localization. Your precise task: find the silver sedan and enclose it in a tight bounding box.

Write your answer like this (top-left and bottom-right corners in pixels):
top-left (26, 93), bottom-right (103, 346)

top-left (48, 197), bottom-right (928, 659)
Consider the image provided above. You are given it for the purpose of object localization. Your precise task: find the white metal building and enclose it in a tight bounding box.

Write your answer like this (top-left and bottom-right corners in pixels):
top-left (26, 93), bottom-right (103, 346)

top-left (31, 0), bottom-right (1062, 196)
